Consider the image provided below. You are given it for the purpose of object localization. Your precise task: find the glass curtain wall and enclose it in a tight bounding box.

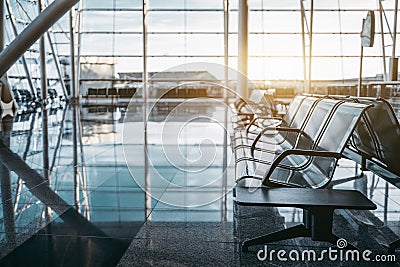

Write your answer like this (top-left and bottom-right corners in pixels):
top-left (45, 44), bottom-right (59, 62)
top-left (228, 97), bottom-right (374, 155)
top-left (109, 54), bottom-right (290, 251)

top-left (4, 0), bottom-right (400, 95)
top-left (4, 0), bottom-right (69, 99)
top-left (77, 0), bottom-right (400, 94)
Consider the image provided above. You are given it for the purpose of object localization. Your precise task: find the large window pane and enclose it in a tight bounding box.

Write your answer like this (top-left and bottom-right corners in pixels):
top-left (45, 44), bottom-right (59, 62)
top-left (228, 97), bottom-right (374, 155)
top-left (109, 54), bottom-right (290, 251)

top-left (82, 11), bottom-right (114, 32)
top-left (148, 12), bottom-right (185, 32)
top-left (249, 11), bottom-right (301, 33)
top-left (249, 35), bottom-right (303, 56)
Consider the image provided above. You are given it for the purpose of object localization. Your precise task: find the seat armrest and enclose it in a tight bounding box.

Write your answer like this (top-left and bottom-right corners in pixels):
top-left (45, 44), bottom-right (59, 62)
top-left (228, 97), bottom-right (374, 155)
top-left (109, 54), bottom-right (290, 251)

top-left (264, 149), bottom-right (342, 182)
top-left (245, 116), bottom-right (282, 133)
top-left (235, 175), bottom-right (286, 188)
top-left (251, 127), bottom-right (313, 155)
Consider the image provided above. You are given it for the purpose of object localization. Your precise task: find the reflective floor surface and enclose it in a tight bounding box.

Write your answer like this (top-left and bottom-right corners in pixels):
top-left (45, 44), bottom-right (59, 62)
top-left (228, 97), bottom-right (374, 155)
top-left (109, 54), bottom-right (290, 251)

top-left (0, 100), bottom-right (399, 266)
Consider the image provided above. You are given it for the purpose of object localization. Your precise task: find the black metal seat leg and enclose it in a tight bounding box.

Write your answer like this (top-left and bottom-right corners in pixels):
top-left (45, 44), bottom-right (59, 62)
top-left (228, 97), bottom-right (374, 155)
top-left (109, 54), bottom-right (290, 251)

top-left (323, 233), bottom-right (358, 250)
top-left (305, 209), bottom-right (359, 250)
top-left (389, 239), bottom-right (400, 254)
top-left (242, 224), bottom-right (309, 252)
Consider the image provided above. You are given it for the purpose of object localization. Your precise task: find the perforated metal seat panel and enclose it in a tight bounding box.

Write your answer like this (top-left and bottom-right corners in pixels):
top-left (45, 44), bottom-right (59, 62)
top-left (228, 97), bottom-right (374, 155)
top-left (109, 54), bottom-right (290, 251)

top-left (350, 98), bottom-right (400, 176)
top-left (263, 101), bottom-right (368, 188)
top-left (236, 98), bottom-right (345, 187)
top-left (280, 95), bottom-right (307, 127)
top-left (232, 95), bottom-right (307, 135)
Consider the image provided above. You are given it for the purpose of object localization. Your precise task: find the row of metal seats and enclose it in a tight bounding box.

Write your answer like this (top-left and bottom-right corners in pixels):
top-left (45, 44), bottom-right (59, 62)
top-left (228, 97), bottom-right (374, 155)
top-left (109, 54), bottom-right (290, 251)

top-left (12, 88), bottom-right (58, 102)
top-left (233, 95), bottom-right (400, 186)
top-left (159, 88), bottom-right (208, 98)
top-left (232, 95), bottom-right (370, 188)
top-left (293, 94), bottom-right (400, 182)
top-left (232, 94), bottom-right (377, 251)
top-left (86, 88), bottom-right (136, 98)
top-left (231, 90), bottom-right (283, 130)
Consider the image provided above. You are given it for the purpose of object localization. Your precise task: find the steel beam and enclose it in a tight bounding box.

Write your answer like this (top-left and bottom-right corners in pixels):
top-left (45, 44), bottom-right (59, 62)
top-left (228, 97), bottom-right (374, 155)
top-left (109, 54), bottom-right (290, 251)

top-left (76, 1), bottom-right (83, 101)
top-left (300, 0), bottom-right (307, 93)
top-left (308, 0), bottom-right (314, 93)
top-left (238, 0), bottom-right (249, 98)
top-left (143, 0), bottom-right (148, 114)
top-left (69, 9), bottom-right (77, 101)
top-left (142, 0), bottom-right (151, 220)
top-left (0, 0), bottom-right (80, 78)
top-left (0, 0), bottom-right (4, 51)
top-left (46, 32), bottom-right (68, 99)
top-left (358, 45), bottom-right (364, 97)
top-left (223, 0), bottom-right (230, 223)
top-left (393, 0), bottom-right (399, 59)
top-left (38, 0), bottom-right (47, 101)
top-left (224, 0), bottom-right (229, 94)
top-left (379, 0), bottom-right (387, 81)
top-left (42, 108), bottom-right (50, 182)
top-left (72, 104), bottom-right (79, 209)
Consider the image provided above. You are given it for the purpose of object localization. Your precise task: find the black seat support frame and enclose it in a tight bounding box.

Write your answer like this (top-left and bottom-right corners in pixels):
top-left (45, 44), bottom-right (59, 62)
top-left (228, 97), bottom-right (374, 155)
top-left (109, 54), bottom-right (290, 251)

top-left (234, 187), bottom-right (376, 252)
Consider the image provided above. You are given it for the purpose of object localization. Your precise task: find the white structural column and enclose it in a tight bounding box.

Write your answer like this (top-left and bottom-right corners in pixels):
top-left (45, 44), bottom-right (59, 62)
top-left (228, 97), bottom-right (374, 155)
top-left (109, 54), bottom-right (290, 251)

top-left (390, 0), bottom-right (399, 81)
top-left (0, 0), bottom-right (3, 51)
top-left (69, 8), bottom-right (77, 101)
top-left (143, 0), bottom-right (148, 116)
top-left (238, 0), bottom-right (249, 98)
top-left (222, 0), bottom-right (229, 222)
top-left (393, 0), bottom-right (398, 60)
top-left (378, 0), bottom-right (387, 81)
top-left (142, 0), bottom-right (151, 220)
top-left (224, 0), bottom-right (229, 90)
top-left (308, 0), bottom-right (314, 92)
top-left (38, 0), bottom-right (47, 101)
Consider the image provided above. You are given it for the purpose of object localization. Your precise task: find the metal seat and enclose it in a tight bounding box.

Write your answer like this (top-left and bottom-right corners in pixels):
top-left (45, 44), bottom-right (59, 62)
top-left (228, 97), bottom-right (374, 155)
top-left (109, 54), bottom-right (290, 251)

top-left (234, 101), bottom-right (374, 252)
top-left (87, 88), bottom-right (98, 97)
top-left (245, 94), bottom-right (307, 135)
top-left (337, 98), bottom-right (400, 253)
top-left (232, 95), bottom-right (312, 151)
top-left (236, 101), bottom-right (369, 188)
top-left (233, 97), bottom-right (323, 167)
top-left (108, 88), bottom-right (118, 96)
top-left (350, 98), bottom-right (400, 176)
top-left (232, 90), bottom-right (276, 128)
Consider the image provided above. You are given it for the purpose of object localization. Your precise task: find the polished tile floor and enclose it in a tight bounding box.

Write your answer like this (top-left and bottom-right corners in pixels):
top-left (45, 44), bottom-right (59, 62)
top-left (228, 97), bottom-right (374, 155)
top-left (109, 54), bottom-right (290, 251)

top-left (0, 100), bottom-right (399, 266)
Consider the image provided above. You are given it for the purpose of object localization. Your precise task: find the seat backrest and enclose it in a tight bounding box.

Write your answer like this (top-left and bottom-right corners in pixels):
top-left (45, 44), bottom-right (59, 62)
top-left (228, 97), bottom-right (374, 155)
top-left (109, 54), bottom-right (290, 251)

top-left (128, 88), bottom-right (136, 97)
top-left (88, 88), bottom-right (97, 96)
top-left (248, 89), bottom-right (265, 103)
top-left (275, 97), bottom-right (322, 147)
top-left (108, 88), bottom-right (118, 96)
top-left (263, 93), bottom-right (278, 115)
top-left (98, 88), bottom-right (107, 96)
top-left (237, 89), bottom-right (277, 115)
top-left (317, 102), bottom-right (368, 153)
top-left (352, 98), bottom-right (400, 176)
top-left (234, 90), bottom-right (265, 113)
top-left (295, 98), bottom-right (343, 150)
top-left (264, 100), bottom-right (369, 189)
top-left (266, 96), bottom-right (319, 146)
top-left (281, 95), bottom-right (307, 126)
top-left (311, 102), bottom-right (368, 182)
top-left (288, 96), bottom-right (320, 129)
top-left (351, 115), bottom-right (379, 159)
